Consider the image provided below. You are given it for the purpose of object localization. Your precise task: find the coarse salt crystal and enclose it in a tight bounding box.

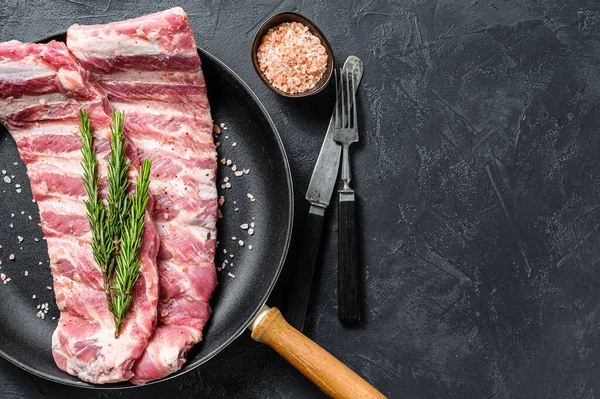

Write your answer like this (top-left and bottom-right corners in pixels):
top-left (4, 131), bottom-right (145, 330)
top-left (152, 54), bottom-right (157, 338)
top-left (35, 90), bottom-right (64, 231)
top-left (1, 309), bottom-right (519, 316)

top-left (240, 224), bottom-right (249, 229)
top-left (24, 271), bottom-right (28, 276)
top-left (234, 171), bottom-right (243, 177)
top-left (239, 240), bottom-right (244, 246)
top-left (17, 236), bottom-right (23, 242)
top-left (226, 159), bottom-right (232, 166)
top-left (248, 228), bottom-right (255, 235)
top-left (3, 176), bottom-right (10, 184)
top-left (15, 184), bottom-right (20, 188)
top-left (225, 182), bottom-right (231, 189)
top-left (0, 273), bottom-right (5, 281)
top-left (228, 272), bottom-right (236, 278)
top-left (32, 295), bottom-right (36, 299)
top-left (8, 254), bottom-right (15, 260)
top-left (232, 142), bottom-right (237, 147)
top-left (249, 245), bottom-right (253, 250)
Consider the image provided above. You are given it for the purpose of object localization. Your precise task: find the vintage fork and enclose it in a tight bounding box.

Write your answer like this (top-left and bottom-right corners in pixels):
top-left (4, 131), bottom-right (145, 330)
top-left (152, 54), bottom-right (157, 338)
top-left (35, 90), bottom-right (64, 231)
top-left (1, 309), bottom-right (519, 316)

top-left (333, 67), bottom-right (360, 324)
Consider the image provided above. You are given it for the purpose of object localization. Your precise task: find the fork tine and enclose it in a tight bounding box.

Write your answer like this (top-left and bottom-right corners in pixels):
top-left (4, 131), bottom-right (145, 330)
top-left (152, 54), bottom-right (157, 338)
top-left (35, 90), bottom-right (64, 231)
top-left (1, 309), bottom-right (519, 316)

top-left (345, 67), bottom-right (351, 128)
top-left (351, 67), bottom-right (357, 130)
top-left (339, 68), bottom-right (345, 128)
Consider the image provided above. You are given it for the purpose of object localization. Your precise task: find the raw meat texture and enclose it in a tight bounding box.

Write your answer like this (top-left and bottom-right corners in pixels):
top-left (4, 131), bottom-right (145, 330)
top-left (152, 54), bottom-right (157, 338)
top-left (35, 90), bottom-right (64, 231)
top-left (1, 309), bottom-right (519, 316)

top-left (0, 41), bottom-right (160, 384)
top-left (68, 7), bottom-right (218, 385)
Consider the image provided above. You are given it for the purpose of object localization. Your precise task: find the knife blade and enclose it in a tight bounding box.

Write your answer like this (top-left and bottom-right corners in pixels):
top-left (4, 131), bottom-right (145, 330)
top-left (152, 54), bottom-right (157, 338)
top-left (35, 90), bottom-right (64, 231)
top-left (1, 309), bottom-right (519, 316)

top-left (286, 56), bottom-right (365, 331)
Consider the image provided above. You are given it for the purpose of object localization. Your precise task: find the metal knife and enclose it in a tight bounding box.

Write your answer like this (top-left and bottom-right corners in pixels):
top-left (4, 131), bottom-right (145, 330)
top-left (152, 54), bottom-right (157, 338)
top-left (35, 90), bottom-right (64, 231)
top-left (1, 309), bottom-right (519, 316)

top-left (286, 56), bottom-right (365, 332)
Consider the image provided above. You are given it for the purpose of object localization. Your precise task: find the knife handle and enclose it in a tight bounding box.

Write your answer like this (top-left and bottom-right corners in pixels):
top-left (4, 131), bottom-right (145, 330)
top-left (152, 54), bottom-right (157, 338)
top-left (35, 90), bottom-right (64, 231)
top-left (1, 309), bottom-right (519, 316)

top-left (286, 205), bottom-right (325, 331)
top-left (338, 190), bottom-right (360, 324)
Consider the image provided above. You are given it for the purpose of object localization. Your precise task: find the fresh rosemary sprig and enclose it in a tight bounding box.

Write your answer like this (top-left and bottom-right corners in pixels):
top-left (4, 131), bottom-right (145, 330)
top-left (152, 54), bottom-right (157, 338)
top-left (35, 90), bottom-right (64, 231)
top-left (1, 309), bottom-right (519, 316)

top-left (79, 110), bottom-right (115, 309)
top-left (111, 159), bottom-right (151, 337)
top-left (79, 110), bottom-right (151, 338)
top-left (106, 111), bottom-right (131, 280)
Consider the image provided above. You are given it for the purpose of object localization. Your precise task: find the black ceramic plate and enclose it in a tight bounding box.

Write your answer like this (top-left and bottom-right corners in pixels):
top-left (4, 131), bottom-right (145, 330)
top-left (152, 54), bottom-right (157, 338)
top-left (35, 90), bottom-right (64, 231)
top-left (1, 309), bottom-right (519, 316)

top-left (0, 34), bottom-right (293, 388)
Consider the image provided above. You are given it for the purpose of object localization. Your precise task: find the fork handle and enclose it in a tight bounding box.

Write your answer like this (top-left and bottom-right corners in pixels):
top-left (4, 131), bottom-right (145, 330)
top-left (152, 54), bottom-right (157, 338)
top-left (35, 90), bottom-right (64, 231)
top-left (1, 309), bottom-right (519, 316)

top-left (338, 189), bottom-right (360, 324)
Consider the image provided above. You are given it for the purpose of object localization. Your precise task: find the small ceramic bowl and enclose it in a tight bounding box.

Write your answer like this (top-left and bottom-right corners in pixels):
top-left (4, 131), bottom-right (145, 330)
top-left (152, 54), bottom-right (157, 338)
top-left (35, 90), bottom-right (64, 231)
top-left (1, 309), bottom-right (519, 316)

top-left (251, 12), bottom-right (335, 98)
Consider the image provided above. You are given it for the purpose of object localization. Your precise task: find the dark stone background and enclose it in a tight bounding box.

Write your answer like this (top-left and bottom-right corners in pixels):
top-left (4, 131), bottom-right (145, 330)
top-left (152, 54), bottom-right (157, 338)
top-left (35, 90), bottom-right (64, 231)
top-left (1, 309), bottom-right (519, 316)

top-left (2, 0), bottom-right (600, 397)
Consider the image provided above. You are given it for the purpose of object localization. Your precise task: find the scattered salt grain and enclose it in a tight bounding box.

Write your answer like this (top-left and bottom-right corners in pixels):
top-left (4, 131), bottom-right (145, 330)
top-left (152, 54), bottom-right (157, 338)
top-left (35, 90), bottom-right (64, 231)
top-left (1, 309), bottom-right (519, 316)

top-left (10, 213), bottom-right (14, 218)
top-left (8, 254), bottom-right (14, 260)
top-left (223, 249), bottom-right (227, 254)
top-left (249, 245), bottom-right (253, 250)
top-left (231, 236), bottom-right (237, 240)
top-left (24, 271), bottom-right (28, 276)
top-left (220, 123), bottom-right (225, 128)
top-left (243, 169), bottom-right (250, 174)
top-left (3, 176), bottom-right (10, 184)
top-left (240, 224), bottom-right (249, 230)
top-left (247, 193), bottom-right (255, 201)
top-left (15, 184), bottom-right (20, 188)
top-left (226, 159), bottom-right (232, 166)
top-left (235, 208), bottom-right (239, 212)
top-left (228, 272), bottom-right (236, 279)
top-left (248, 228), bottom-right (255, 235)
top-left (232, 165), bottom-right (237, 172)
top-left (17, 236), bottom-right (23, 242)
top-left (234, 171), bottom-right (243, 177)
top-left (230, 254), bottom-right (234, 258)
top-left (0, 273), bottom-right (5, 281)
top-left (232, 142), bottom-right (237, 147)
top-left (28, 215), bottom-right (32, 220)
top-left (12, 162), bottom-right (17, 166)
top-left (225, 182), bottom-right (231, 189)
top-left (47, 286), bottom-right (52, 290)
top-left (20, 211), bottom-right (24, 215)
top-left (224, 126), bottom-right (228, 130)
top-left (220, 158), bottom-right (227, 165)
top-left (16, 189), bottom-right (21, 193)
top-left (32, 295), bottom-right (36, 299)
top-left (223, 177), bottom-right (229, 183)
top-left (34, 238), bottom-right (39, 242)
top-left (3, 278), bottom-right (11, 284)
top-left (250, 223), bottom-right (255, 228)
top-left (238, 240), bottom-right (244, 247)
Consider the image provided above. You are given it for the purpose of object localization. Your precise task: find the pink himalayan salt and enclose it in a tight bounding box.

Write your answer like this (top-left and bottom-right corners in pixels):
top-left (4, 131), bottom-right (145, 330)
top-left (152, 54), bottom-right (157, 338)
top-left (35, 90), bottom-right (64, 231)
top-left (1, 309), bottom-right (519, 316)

top-left (257, 21), bottom-right (328, 94)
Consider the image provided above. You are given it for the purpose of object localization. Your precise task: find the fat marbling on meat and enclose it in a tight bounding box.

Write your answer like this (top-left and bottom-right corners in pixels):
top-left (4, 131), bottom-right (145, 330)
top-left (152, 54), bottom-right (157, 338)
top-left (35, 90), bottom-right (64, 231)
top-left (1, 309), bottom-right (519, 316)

top-left (67, 7), bottom-right (218, 384)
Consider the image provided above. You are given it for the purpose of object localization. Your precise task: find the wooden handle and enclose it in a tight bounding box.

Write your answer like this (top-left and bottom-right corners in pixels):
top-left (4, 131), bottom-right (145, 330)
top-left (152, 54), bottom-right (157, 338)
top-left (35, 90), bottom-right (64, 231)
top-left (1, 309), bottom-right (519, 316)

top-left (338, 191), bottom-right (360, 324)
top-left (251, 307), bottom-right (387, 399)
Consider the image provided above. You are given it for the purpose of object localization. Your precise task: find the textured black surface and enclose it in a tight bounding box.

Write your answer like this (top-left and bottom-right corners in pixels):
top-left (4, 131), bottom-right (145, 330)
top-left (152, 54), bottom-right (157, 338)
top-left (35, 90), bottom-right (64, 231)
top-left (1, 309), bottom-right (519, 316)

top-left (2, 0), bottom-right (600, 398)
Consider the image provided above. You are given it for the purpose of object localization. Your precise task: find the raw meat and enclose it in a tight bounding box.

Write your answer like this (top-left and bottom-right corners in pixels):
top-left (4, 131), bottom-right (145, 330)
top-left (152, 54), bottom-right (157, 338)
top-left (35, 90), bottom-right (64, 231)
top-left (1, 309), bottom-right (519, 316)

top-left (67, 7), bottom-right (218, 384)
top-left (0, 41), bottom-right (160, 384)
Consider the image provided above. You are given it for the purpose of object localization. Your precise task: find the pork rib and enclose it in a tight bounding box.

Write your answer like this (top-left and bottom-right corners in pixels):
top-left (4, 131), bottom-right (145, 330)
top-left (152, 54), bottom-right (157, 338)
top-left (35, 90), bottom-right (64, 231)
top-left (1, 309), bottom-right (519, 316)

top-left (67, 8), bottom-right (218, 384)
top-left (0, 41), bottom-right (160, 384)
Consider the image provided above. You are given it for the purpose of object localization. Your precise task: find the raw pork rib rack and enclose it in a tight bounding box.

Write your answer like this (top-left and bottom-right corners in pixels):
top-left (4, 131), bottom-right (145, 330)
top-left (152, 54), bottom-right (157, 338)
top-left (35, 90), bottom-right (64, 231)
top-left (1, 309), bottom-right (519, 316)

top-left (68, 7), bottom-right (218, 384)
top-left (0, 41), bottom-right (159, 383)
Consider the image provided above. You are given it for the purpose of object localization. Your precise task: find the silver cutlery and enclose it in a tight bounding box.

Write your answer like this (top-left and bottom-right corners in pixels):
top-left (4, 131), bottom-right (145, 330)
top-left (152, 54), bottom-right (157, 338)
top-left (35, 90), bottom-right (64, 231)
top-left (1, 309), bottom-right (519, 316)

top-left (286, 56), bottom-right (364, 331)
